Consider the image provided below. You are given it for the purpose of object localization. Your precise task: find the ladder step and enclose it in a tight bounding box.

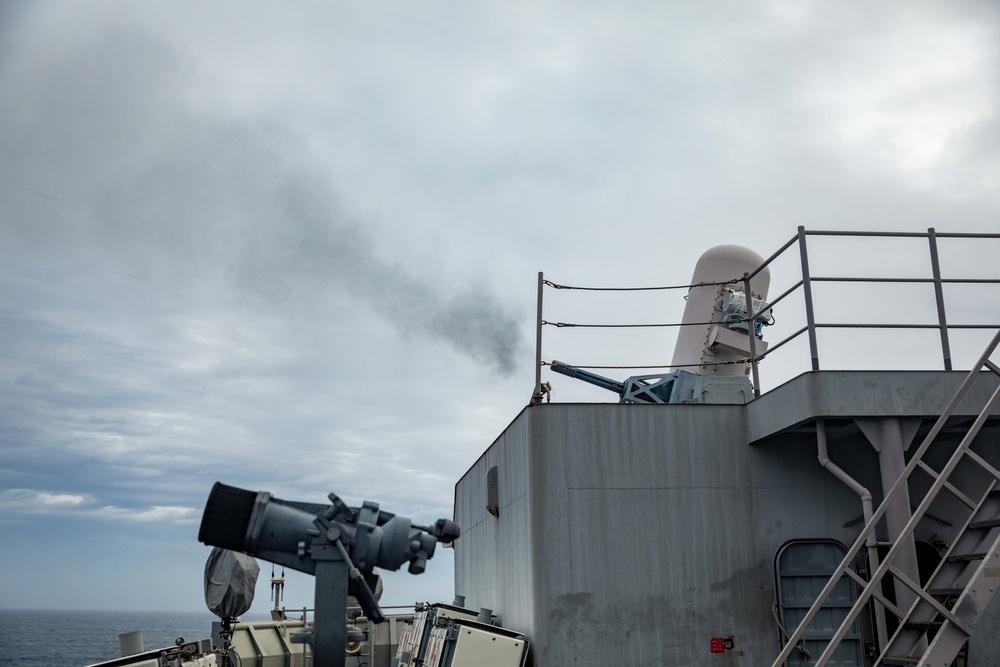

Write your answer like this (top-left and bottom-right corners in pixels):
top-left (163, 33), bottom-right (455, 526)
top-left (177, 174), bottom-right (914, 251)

top-left (915, 460), bottom-right (978, 509)
top-left (947, 552), bottom-right (987, 562)
top-left (969, 518), bottom-right (1000, 529)
top-left (904, 620), bottom-right (943, 631)
top-left (882, 657), bottom-right (919, 666)
top-left (965, 449), bottom-right (1000, 482)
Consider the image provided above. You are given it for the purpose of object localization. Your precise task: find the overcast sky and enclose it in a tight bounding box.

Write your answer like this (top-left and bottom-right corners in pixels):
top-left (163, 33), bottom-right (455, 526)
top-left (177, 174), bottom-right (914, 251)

top-left (2, 1), bottom-right (1000, 617)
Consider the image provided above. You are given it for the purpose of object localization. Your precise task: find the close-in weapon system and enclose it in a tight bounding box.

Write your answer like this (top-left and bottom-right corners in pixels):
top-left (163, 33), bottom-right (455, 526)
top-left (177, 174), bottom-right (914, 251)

top-left (550, 245), bottom-right (773, 404)
top-left (550, 286), bottom-right (772, 404)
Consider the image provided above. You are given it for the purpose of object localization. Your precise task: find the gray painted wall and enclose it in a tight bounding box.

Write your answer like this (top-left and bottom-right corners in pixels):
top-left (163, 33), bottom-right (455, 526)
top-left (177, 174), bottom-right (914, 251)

top-left (454, 409), bottom-right (536, 632)
top-left (454, 372), bottom-right (1000, 666)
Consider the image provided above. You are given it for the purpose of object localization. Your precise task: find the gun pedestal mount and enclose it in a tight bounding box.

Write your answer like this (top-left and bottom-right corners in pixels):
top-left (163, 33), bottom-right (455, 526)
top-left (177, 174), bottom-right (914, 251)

top-left (199, 482), bottom-right (459, 667)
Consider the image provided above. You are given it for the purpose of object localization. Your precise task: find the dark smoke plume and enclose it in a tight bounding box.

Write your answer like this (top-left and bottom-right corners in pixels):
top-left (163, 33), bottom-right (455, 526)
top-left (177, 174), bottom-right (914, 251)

top-left (0, 28), bottom-right (524, 374)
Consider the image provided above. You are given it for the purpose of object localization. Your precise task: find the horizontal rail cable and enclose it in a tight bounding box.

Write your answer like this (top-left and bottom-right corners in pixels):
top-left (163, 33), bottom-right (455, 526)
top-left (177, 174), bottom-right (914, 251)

top-left (543, 358), bottom-right (750, 371)
top-left (543, 318), bottom-right (728, 329)
top-left (542, 278), bottom-right (741, 291)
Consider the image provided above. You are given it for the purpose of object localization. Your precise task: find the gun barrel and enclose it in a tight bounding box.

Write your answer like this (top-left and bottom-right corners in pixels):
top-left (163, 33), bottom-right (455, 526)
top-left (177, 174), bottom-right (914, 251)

top-left (550, 361), bottom-right (625, 396)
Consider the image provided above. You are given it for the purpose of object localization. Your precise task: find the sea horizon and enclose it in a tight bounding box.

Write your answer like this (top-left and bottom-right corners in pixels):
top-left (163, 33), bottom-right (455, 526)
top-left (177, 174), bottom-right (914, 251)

top-left (0, 607), bottom-right (278, 617)
top-left (0, 608), bottom-right (251, 667)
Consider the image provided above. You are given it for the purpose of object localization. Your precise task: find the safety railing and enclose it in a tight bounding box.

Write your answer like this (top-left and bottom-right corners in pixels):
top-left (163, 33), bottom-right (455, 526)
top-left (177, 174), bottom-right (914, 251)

top-left (532, 227), bottom-right (1000, 402)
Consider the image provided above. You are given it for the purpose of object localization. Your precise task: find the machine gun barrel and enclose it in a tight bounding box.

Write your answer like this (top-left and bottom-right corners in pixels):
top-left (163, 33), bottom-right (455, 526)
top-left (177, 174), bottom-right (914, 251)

top-left (550, 361), bottom-right (625, 397)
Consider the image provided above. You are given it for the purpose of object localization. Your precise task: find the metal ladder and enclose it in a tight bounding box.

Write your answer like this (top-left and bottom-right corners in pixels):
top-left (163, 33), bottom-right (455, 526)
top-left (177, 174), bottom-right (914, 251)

top-left (771, 329), bottom-right (1000, 667)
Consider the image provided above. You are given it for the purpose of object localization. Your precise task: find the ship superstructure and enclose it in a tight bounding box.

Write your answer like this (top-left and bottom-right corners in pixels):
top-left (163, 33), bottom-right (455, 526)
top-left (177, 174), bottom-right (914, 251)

top-left (454, 228), bottom-right (1000, 666)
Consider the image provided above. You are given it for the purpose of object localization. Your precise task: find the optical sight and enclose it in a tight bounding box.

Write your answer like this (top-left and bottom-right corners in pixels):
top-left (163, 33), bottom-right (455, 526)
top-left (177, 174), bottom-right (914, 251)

top-left (199, 482), bottom-right (459, 667)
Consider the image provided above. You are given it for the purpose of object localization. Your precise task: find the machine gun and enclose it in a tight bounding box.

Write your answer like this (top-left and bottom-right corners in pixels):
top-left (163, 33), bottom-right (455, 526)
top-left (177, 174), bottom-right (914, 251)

top-left (550, 361), bottom-right (699, 404)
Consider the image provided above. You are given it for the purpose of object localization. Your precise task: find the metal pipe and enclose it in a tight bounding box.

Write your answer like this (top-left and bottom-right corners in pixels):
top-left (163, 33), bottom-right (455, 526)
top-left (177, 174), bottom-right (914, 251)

top-left (803, 229), bottom-right (1000, 239)
top-left (753, 326), bottom-right (808, 362)
top-left (804, 230), bottom-right (931, 238)
top-left (797, 226), bottom-right (820, 371)
top-left (816, 421), bottom-right (873, 525)
top-left (813, 323), bottom-right (954, 329)
top-left (910, 231), bottom-right (1000, 239)
top-left (761, 279), bottom-right (804, 311)
top-left (745, 232), bottom-right (799, 281)
top-left (806, 277), bottom-right (1000, 284)
top-left (810, 277), bottom-right (934, 283)
top-left (815, 419), bottom-right (888, 651)
top-left (928, 227), bottom-right (953, 370)
top-left (811, 323), bottom-right (1000, 330)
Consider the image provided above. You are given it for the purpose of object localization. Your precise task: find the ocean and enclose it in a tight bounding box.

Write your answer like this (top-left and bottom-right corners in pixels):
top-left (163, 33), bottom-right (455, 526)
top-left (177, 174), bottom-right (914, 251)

top-left (0, 609), bottom-right (259, 667)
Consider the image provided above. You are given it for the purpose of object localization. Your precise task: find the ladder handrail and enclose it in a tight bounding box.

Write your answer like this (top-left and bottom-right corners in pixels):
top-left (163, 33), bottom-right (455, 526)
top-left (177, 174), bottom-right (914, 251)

top-left (815, 381), bottom-right (1000, 664)
top-left (770, 329), bottom-right (1000, 667)
top-left (873, 476), bottom-right (1000, 662)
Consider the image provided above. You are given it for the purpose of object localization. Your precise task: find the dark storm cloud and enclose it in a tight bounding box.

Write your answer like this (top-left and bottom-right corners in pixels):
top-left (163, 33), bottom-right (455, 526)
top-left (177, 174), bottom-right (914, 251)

top-left (0, 27), bottom-right (524, 375)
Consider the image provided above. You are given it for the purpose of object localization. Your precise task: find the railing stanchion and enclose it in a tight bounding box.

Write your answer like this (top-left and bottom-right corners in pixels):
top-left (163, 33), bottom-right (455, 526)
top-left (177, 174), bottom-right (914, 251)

top-left (531, 271), bottom-right (545, 404)
top-left (744, 272), bottom-right (761, 398)
top-left (928, 227), bottom-right (953, 371)
top-left (797, 226), bottom-right (820, 371)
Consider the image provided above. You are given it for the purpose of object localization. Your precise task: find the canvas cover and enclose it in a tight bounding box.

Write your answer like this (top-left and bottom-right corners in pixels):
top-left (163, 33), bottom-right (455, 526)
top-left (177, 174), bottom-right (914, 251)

top-left (204, 547), bottom-right (260, 618)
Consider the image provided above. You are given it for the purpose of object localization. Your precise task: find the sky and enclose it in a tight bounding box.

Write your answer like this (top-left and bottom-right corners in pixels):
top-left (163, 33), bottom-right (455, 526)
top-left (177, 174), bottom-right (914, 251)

top-left (1, 1), bottom-right (1000, 617)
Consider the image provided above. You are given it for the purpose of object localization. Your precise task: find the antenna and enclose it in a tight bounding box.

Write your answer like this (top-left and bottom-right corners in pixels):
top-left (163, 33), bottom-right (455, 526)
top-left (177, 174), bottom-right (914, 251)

top-left (271, 563), bottom-right (285, 618)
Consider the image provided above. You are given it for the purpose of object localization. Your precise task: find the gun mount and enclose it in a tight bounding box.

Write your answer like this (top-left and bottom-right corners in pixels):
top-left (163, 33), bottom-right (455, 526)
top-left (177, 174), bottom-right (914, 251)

top-left (550, 361), bottom-right (700, 404)
top-left (199, 482), bottom-right (459, 667)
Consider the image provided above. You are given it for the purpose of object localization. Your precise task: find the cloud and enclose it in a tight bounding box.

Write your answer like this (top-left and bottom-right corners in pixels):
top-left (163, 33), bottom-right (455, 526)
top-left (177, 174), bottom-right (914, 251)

top-left (0, 26), bottom-right (525, 375)
top-left (0, 488), bottom-right (198, 524)
top-left (930, 113), bottom-right (1000, 200)
top-left (36, 492), bottom-right (86, 507)
top-left (96, 505), bottom-right (200, 523)
top-left (0, 489), bottom-right (91, 514)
